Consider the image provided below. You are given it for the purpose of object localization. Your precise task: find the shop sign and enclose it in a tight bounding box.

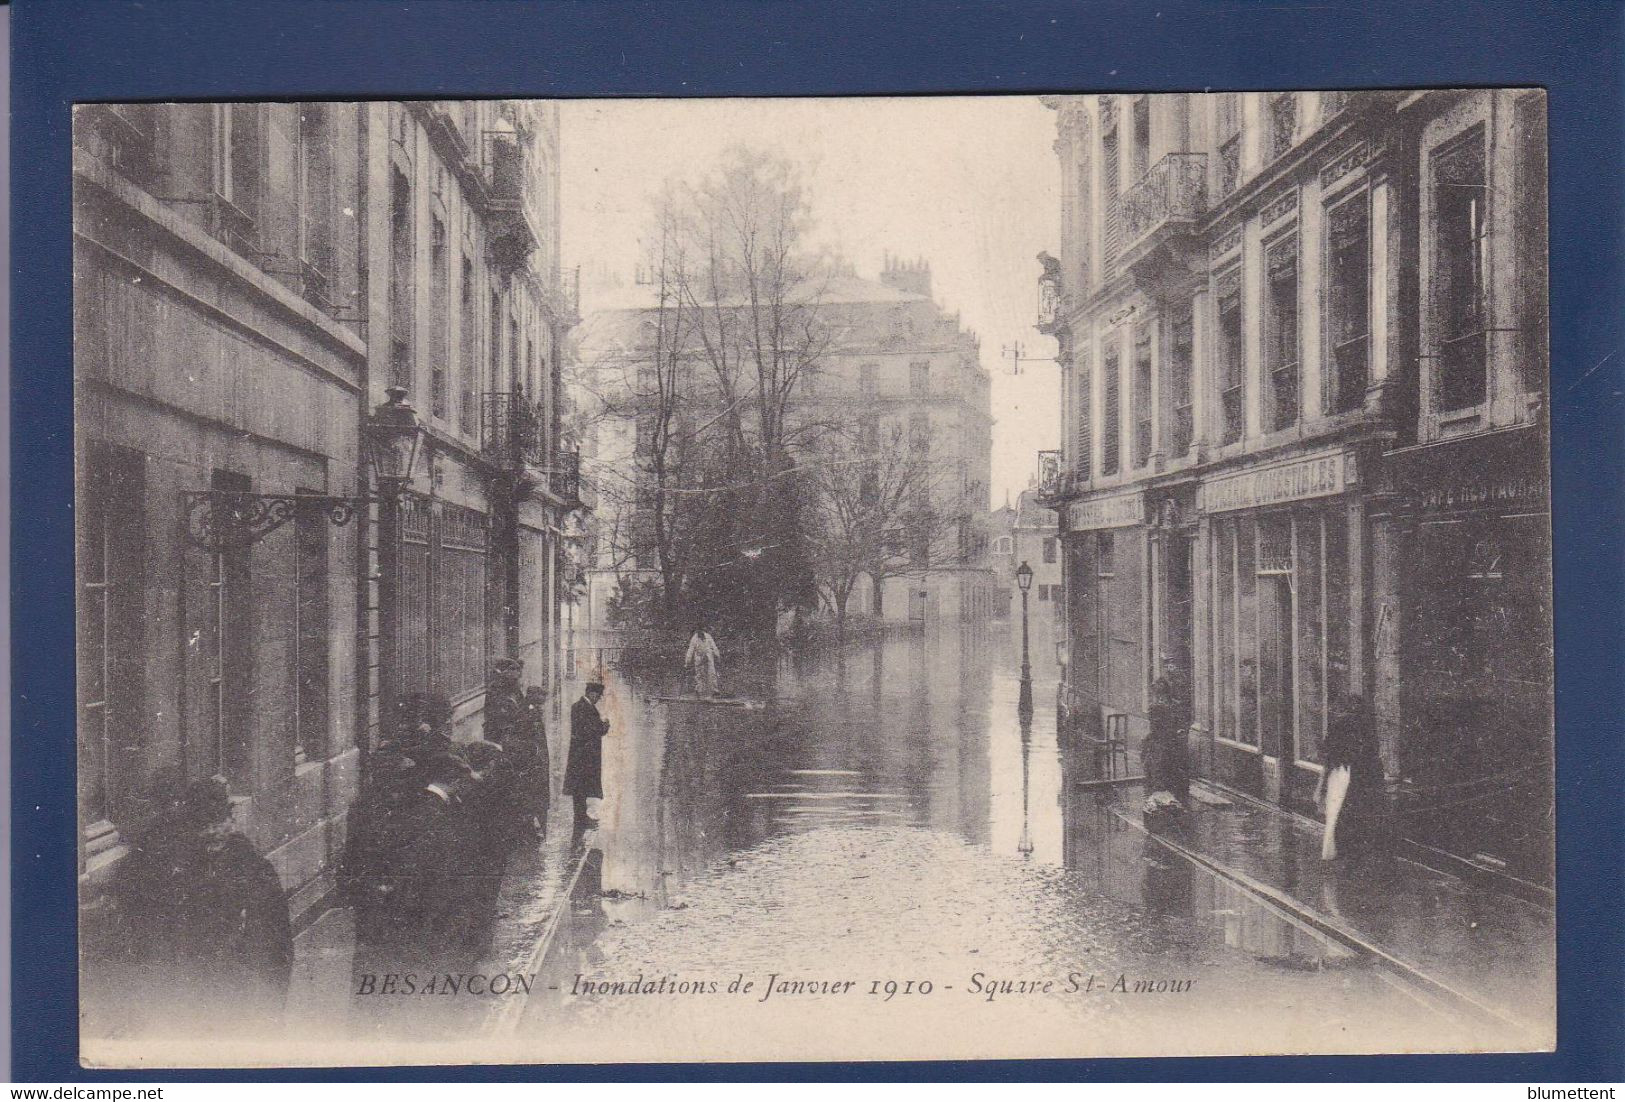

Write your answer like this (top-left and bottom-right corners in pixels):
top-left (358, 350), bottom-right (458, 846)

top-left (1066, 490), bottom-right (1144, 531)
top-left (1414, 475), bottom-right (1545, 514)
top-left (1197, 450), bottom-right (1352, 514)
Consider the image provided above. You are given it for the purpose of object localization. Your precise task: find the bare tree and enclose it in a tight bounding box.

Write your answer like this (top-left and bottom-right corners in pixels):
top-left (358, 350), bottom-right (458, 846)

top-left (806, 421), bottom-right (958, 637)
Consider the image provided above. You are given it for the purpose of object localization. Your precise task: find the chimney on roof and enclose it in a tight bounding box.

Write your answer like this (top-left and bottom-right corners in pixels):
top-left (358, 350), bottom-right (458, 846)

top-left (880, 253), bottom-right (932, 298)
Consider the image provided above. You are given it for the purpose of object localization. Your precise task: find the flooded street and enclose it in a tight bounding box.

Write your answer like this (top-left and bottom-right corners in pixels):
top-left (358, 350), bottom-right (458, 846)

top-left (504, 626), bottom-right (1500, 1062)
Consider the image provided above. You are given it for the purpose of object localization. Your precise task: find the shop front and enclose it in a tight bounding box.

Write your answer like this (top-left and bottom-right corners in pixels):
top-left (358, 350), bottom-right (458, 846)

top-left (1381, 425), bottom-right (1553, 887)
top-left (1059, 489), bottom-right (1147, 744)
top-left (1197, 448), bottom-right (1363, 812)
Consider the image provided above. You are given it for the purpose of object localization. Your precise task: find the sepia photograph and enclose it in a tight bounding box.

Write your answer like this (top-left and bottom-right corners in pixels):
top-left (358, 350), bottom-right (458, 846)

top-left (71, 89), bottom-right (1554, 1067)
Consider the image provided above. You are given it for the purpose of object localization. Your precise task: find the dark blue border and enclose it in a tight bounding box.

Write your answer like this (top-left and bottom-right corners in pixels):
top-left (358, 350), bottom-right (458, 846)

top-left (13, 0), bottom-right (1624, 1083)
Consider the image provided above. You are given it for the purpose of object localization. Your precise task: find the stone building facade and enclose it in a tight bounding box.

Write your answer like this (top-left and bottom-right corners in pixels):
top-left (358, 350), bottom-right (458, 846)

top-left (1040, 89), bottom-right (1551, 887)
top-left (73, 100), bottom-right (579, 921)
top-left (578, 259), bottom-right (996, 631)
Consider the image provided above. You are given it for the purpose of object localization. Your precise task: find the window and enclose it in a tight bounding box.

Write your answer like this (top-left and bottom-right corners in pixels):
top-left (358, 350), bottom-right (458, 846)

top-left (1074, 132), bottom-right (1093, 290)
top-left (1432, 127), bottom-right (1489, 412)
top-left (1268, 93), bottom-right (1297, 161)
top-left (1074, 344), bottom-right (1093, 481)
top-left (78, 444), bottom-right (145, 835)
top-left (858, 414), bottom-right (880, 453)
top-left (509, 316), bottom-right (520, 396)
top-left (459, 256), bottom-right (477, 434)
top-left (1264, 234), bottom-right (1301, 429)
top-left (1326, 193), bottom-right (1371, 414)
top-left (1043, 536), bottom-right (1058, 564)
top-left (297, 104), bottom-right (333, 307)
top-left (1132, 96), bottom-right (1151, 180)
top-left (859, 362), bottom-right (878, 396)
top-left (1216, 270), bottom-right (1245, 443)
top-left (909, 410), bottom-right (930, 453)
top-left (293, 491), bottom-right (330, 764)
top-left (1165, 305), bottom-right (1194, 456)
top-left (488, 291), bottom-right (504, 397)
top-left (1216, 93), bottom-right (1242, 198)
top-left (1513, 96), bottom-right (1548, 395)
top-left (429, 214), bottom-right (449, 420)
top-left (995, 536), bottom-right (1012, 554)
top-left (1102, 112), bottom-right (1122, 273)
top-left (207, 470), bottom-right (254, 785)
top-left (84, 103), bottom-right (158, 183)
top-left (910, 359), bottom-right (930, 395)
top-left (1132, 324), bottom-right (1153, 468)
top-left (1102, 338), bottom-right (1122, 474)
top-left (398, 498), bottom-right (492, 702)
top-left (389, 168), bottom-right (414, 389)
top-left (212, 104), bottom-right (263, 252)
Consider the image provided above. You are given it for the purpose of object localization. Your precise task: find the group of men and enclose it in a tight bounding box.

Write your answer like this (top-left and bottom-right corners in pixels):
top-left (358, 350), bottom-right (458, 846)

top-left (92, 660), bottom-right (613, 1037)
top-left (340, 661), bottom-right (610, 984)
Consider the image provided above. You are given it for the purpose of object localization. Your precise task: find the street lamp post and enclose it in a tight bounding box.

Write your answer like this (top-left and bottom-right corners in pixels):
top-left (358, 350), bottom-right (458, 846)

top-left (363, 387), bottom-right (425, 717)
top-left (1015, 559), bottom-right (1034, 718)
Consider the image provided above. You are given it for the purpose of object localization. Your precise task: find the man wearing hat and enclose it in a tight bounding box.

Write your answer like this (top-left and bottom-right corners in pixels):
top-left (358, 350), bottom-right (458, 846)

top-left (563, 681), bottom-right (610, 828)
top-left (105, 775), bottom-right (294, 1033)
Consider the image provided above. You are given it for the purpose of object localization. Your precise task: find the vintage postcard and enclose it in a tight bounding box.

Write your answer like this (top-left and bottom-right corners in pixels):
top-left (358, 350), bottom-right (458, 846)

top-left (72, 91), bottom-right (1554, 1067)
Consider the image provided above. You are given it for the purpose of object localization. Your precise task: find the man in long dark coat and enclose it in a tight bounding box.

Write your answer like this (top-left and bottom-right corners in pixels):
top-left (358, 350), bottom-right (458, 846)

top-left (107, 775), bottom-right (293, 1034)
top-left (563, 680), bottom-right (609, 828)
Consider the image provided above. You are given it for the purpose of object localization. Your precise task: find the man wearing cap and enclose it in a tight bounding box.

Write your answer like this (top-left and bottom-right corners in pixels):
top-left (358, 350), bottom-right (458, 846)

top-left (563, 681), bottom-right (610, 828)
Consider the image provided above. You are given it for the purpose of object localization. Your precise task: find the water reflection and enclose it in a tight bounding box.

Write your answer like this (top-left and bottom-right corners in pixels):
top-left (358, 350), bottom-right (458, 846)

top-left (520, 624), bottom-right (1490, 1057)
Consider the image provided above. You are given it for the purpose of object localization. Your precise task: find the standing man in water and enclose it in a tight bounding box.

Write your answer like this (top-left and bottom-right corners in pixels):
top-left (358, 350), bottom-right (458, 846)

top-left (564, 680), bottom-right (610, 828)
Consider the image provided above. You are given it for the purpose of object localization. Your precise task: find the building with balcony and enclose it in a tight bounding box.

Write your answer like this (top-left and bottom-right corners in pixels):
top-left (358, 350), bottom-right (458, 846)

top-left (72, 99), bottom-right (581, 953)
top-left (1040, 89), bottom-right (1550, 887)
top-left (575, 257), bottom-right (996, 630)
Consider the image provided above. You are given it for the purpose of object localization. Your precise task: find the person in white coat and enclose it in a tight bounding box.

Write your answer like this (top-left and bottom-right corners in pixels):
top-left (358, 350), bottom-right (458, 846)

top-left (684, 624), bottom-right (722, 696)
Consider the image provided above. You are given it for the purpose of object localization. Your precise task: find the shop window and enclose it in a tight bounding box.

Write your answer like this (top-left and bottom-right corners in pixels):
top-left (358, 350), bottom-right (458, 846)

top-left (1264, 234), bottom-right (1301, 429)
top-left (1235, 519), bottom-right (1259, 747)
top-left (1513, 95), bottom-right (1549, 395)
top-left (1432, 126), bottom-right (1490, 413)
top-left (1165, 306), bottom-right (1194, 457)
top-left (1102, 340), bottom-right (1122, 474)
top-left (1295, 513), bottom-right (1325, 764)
top-left (1216, 270), bottom-right (1244, 443)
top-left (1326, 193), bottom-right (1371, 414)
top-left (1132, 324), bottom-right (1153, 469)
top-left (389, 167), bottom-right (414, 389)
top-left (1212, 521), bottom-right (1238, 742)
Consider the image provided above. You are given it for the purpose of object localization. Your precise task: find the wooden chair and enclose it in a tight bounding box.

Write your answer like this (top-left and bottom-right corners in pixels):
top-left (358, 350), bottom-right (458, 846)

top-left (1102, 711), bottom-right (1130, 780)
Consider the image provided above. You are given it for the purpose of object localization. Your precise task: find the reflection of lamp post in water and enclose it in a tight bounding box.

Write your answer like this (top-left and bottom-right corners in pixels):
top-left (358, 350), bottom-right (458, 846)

top-left (1015, 560), bottom-right (1034, 719)
top-left (1017, 702), bottom-right (1034, 860)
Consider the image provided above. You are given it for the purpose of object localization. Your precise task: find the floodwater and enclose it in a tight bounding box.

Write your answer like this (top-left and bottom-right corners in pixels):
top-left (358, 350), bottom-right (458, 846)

top-left (511, 625), bottom-right (1501, 1062)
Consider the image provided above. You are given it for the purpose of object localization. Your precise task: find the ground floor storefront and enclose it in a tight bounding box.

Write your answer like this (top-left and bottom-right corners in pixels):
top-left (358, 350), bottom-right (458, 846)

top-left (1054, 434), bottom-right (1554, 889)
top-left (1376, 425), bottom-right (1553, 888)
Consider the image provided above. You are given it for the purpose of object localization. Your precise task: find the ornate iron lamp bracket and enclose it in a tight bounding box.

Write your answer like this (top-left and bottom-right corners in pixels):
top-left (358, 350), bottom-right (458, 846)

top-left (182, 490), bottom-right (372, 552)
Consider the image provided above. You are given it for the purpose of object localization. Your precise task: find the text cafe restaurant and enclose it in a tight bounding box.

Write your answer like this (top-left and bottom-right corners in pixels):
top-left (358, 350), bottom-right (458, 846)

top-left (1061, 445), bottom-right (1375, 817)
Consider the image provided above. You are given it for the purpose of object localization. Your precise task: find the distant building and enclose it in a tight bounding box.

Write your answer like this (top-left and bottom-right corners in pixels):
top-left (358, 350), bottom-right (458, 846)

top-left (1039, 90), bottom-right (1550, 885)
top-left (575, 257), bottom-right (997, 630)
top-left (1011, 486), bottom-right (1063, 669)
top-left (73, 101), bottom-right (581, 915)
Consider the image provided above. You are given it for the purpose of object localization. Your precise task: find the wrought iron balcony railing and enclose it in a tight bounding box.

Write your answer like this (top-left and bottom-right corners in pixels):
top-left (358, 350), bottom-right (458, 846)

top-left (1120, 153), bottom-right (1208, 254)
top-left (481, 391), bottom-right (548, 470)
top-left (550, 448), bottom-right (581, 504)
